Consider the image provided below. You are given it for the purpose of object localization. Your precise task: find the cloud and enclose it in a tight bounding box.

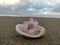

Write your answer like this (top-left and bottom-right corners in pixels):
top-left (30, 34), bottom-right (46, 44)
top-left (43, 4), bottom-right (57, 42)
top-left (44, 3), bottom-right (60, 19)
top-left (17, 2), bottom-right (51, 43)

top-left (47, 0), bottom-right (60, 8)
top-left (11, 0), bottom-right (47, 10)
top-left (0, 0), bottom-right (60, 15)
top-left (0, 0), bottom-right (20, 6)
top-left (0, 0), bottom-right (60, 9)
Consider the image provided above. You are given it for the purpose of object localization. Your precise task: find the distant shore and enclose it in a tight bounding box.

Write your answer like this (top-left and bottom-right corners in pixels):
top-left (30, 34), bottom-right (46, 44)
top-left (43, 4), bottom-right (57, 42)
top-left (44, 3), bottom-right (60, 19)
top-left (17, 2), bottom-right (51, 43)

top-left (0, 14), bottom-right (60, 18)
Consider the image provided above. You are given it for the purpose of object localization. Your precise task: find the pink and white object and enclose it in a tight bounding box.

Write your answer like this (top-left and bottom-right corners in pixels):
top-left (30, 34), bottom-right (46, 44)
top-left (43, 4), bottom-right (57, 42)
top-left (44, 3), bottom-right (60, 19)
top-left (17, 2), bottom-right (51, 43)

top-left (16, 18), bottom-right (45, 38)
top-left (22, 18), bottom-right (40, 35)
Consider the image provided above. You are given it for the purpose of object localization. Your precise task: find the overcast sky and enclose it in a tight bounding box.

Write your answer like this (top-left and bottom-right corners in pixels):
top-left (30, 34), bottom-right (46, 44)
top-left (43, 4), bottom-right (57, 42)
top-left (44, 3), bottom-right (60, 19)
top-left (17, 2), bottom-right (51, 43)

top-left (0, 0), bottom-right (60, 15)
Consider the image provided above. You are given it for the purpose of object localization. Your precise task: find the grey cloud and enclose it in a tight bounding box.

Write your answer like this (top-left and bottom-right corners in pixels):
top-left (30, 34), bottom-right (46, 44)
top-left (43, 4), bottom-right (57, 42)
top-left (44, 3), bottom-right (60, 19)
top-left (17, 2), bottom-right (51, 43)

top-left (0, 0), bottom-right (60, 15)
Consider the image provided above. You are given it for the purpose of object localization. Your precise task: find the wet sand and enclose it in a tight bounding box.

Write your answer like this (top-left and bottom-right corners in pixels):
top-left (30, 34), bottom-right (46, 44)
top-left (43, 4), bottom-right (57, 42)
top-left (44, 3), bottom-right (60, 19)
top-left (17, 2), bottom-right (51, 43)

top-left (0, 17), bottom-right (60, 45)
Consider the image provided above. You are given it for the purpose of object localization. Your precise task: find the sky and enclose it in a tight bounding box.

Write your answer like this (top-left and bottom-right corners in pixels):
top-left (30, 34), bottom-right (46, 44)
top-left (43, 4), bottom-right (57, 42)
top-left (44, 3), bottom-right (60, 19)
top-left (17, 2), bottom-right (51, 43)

top-left (0, 0), bottom-right (60, 15)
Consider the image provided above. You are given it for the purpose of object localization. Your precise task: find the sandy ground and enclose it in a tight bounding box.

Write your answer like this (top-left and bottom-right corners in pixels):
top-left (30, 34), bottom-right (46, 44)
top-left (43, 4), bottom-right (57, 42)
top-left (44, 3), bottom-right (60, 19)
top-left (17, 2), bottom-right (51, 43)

top-left (0, 17), bottom-right (60, 45)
